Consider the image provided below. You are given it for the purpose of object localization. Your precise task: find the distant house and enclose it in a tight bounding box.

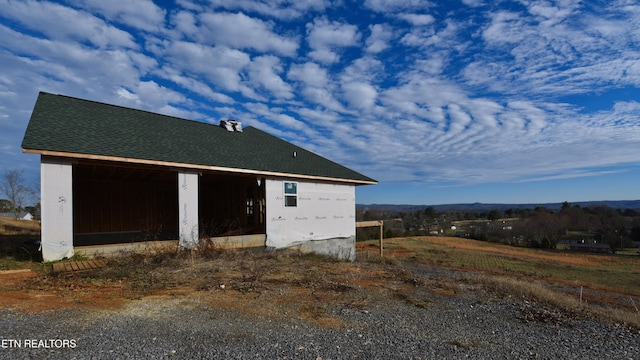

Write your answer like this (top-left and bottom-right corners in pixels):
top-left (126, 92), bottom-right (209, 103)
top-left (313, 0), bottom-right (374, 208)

top-left (0, 211), bottom-right (33, 221)
top-left (567, 240), bottom-right (611, 253)
top-left (22, 92), bottom-right (376, 262)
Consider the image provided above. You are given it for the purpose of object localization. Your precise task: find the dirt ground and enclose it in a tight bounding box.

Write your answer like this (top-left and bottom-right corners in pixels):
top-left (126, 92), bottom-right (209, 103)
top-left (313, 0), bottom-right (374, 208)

top-left (0, 245), bottom-right (455, 324)
top-left (0, 268), bottom-right (128, 313)
top-left (1, 238), bottom-right (639, 334)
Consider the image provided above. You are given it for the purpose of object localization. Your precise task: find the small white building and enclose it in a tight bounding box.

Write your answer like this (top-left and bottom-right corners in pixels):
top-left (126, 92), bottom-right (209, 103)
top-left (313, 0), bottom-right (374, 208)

top-left (22, 92), bottom-right (376, 262)
top-left (0, 211), bottom-right (33, 221)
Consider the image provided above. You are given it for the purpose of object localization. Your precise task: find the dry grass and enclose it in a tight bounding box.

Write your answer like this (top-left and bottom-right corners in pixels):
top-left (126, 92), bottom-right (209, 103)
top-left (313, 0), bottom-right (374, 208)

top-left (372, 236), bottom-right (640, 297)
top-left (419, 236), bottom-right (601, 266)
top-left (0, 217), bottom-right (41, 269)
top-left (0, 217), bottom-right (41, 232)
top-left (474, 275), bottom-right (640, 330)
top-left (1, 234), bottom-right (639, 331)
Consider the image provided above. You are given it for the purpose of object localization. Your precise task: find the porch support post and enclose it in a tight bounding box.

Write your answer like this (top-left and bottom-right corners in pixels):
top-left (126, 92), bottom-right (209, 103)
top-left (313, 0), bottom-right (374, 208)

top-left (178, 171), bottom-right (199, 249)
top-left (40, 157), bottom-right (74, 261)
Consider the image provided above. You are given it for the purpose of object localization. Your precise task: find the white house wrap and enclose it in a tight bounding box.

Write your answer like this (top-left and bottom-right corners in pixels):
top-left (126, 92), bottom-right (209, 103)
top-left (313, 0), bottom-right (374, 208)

top-left (40, 158), bottom-right (75, 262)
top-left (178, 171), bottom-right (199, 249)
top-left (265, 179), bottom-right (356, 260)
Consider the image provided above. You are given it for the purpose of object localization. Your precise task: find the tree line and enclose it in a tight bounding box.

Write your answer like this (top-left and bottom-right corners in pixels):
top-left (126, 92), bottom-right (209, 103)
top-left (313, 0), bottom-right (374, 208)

top-left (357, 202), bottom-right (640, 252)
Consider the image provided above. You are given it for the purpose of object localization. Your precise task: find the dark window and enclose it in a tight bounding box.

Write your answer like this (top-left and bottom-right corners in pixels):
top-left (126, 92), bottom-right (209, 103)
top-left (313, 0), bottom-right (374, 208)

top-left (284, 182), bottom-right (297, 207)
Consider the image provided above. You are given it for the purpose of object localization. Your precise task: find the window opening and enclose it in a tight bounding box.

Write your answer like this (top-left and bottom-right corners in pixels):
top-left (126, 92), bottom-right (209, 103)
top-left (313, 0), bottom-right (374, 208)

top-left (284, 182), bottom-right (297, 207)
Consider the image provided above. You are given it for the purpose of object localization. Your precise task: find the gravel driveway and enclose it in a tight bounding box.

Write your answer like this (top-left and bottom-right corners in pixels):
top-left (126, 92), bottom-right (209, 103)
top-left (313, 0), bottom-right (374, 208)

top-left (2, 273), bottom-right (639, 360)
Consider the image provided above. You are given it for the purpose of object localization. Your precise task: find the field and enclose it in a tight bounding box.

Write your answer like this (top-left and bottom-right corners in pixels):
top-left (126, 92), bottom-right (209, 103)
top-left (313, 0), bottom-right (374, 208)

top-left (365, 236), bottom-right (640, 297)
top-left (0, 217), bottom-right (41, 270)
top-left (0, 220), bottom-right (639, 331)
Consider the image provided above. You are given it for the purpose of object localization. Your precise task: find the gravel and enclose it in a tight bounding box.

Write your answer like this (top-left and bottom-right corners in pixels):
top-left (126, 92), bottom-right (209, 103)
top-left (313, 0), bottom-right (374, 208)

top-left (1, 268), bottom-right (639, 359)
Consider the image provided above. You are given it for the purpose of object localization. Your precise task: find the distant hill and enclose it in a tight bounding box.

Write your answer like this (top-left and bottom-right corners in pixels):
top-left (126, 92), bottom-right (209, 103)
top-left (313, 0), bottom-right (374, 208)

top-left (357, 200), bottom-right (640, 213)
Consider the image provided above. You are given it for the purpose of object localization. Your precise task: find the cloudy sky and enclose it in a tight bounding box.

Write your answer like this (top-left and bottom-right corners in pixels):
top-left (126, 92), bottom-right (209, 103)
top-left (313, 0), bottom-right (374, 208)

top-left (1, 0), bottom-right (639, 205)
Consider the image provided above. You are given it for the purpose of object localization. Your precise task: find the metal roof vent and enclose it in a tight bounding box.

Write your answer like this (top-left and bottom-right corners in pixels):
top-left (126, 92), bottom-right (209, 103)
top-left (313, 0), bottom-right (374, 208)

top-left (220, 119), bottom-right (242, 132)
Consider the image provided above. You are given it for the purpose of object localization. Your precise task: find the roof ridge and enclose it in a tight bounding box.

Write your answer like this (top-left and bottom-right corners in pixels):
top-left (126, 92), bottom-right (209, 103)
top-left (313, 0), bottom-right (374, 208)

top-left (38, 91), bottom-right (245, 130)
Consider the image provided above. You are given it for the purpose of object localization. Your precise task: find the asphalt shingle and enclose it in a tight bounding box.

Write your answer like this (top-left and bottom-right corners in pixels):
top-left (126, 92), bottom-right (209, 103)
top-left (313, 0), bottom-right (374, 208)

top-left (21, 92), bottom-right (376, 184)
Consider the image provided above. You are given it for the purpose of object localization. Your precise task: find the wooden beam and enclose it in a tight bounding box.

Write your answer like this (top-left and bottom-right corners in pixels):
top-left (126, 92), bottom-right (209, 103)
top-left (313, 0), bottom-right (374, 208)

top-left (355, 220), bottom-right (384, 227)
top-left (24, 150), bottom-right (378, 185)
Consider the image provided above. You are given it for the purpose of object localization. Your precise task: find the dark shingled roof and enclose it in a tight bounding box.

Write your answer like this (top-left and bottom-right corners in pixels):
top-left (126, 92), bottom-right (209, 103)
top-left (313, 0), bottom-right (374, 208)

top-left (22, 92), bottom-right (376, 184)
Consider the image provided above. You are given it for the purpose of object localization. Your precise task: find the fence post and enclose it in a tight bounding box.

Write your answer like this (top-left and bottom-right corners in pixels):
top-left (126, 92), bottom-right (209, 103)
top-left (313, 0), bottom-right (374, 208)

top-left (379, 222), bottom-right (384, 257)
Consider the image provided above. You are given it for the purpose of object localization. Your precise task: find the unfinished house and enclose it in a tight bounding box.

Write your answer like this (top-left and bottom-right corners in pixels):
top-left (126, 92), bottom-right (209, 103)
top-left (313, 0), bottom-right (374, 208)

top-left (21, 92), bottom-right (376, 262)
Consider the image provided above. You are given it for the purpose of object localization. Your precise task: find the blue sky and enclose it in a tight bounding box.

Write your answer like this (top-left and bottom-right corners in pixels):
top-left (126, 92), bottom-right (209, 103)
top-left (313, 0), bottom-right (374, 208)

top-left (1, 0), bottom-right (639, 205)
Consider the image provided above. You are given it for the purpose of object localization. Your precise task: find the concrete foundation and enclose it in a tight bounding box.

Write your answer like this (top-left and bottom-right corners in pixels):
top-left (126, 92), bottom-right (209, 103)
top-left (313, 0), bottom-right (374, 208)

top-left (294, 236), bottom-right (356, 261)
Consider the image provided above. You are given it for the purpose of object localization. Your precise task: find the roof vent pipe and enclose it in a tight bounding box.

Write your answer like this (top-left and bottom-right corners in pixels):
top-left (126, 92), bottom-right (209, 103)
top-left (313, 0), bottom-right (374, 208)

top-left (220, 119), bottom-right (242, 132)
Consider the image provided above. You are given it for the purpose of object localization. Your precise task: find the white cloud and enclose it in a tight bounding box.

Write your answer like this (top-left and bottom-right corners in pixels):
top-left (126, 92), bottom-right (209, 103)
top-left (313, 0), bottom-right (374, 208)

top-left (461, 1), bottom-right (640, 99)
top-left (0, 0), bottom-right (137, 49)
top-left (365, 24), bottom-right (394, 53)
top-left (162, 41), bottom-right (250, 93)
top-left (246, 55), bottom-right (294, 99)
top-left (155, 67), bottom-right (235, 104)
top-left (364, 0), bottom-right (433, 13)
top-left (292, 107), bottom-right (340, 128)
top-left (125, 81), bottom-right (186, 107)
top-left (397, 13), bottom-right (435, 26)
top-left (67, 0), bottom-right (166, 32)
top-left (0, 24), bottom-right (155, 90)
top-left (340, 57), bottom-right (384, 83)
top-left (300, 87), bottom-right (346, 112)
top-left (307, 48), bottom-right (340, 64)
top-left (481, 11), bottom-right (528, 45)
top-left (169, 10), bottom-right (200, 37)
top-left (341, 82), bottom-right (378, 111)
top-left (244, 102), bottom-right (306, 131)
top-left (306, 17), bottom-right (361, 64)
top-left (287, 61), bottom-right (346, 111)
top-left (198, 0), bottom-right (331, 19)
top-left (505, 101), bottom-right (548, 132)
top-left (287, 62), bottom-right (329, 88)
top-left (307, 18), bottom-right (361, 47)
top-left (198, 12), bottom-right (299, 56)
top-left (462, 0), bottom-right (484, 7)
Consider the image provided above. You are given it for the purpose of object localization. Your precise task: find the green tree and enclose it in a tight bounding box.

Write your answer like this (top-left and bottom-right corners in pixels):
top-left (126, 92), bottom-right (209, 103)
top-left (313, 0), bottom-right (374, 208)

top-left (534, 206), bottom-right (550, 214)
top-left (487, 209), bottom-right (502, 221)
top-left (629, 225), bottom-right (640, 243)
top-left (0, 199), bottom-right (12, 212)
top-left (384, 228), bottom-right (395, 239)
top-left (424, 206), bottom-right (437, 220)
top-left (593, 207), bottom-right (626, 252)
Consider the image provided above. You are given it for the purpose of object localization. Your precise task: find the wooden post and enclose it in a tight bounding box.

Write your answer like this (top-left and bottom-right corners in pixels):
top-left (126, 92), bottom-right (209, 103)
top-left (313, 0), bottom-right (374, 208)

top-left (379, 222), bottom-right (383, 257)
top-left (356, 220), bottom-right (384, 257)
